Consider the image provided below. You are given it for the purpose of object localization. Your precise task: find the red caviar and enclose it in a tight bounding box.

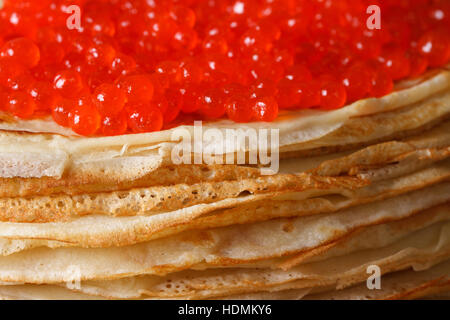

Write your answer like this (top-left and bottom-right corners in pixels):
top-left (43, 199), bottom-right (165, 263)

top-left (101, 112), bottom-right (128, 136)
top-left (127, 104), bottom-right (164, 133)
top-left (0, 0), bottom-right (448, 136)
top-left (0, 38), bottom-right (41, 69)
top-left (93, 83), bottom-right (127, 116)
top-left (116, 74), bottom-right (154, 105)
top-left (53, 70), bottom-right (84, 98)
top-left (6, 92), bottom-right (36, 119)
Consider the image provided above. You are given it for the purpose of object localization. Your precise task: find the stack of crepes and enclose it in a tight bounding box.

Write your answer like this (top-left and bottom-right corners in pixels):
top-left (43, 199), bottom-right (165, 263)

top-left (0, 67), bottom-right (448, 300)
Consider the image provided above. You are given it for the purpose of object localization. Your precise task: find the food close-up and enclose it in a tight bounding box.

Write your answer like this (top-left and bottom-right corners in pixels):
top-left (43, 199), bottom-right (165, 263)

top-left (0, 0), bottom-right (448, 301)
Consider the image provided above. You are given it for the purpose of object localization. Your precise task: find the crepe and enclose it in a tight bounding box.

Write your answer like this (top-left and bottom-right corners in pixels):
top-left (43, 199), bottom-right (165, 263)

top-left (1, 260), bottom-right (448, 300)
top-left (223, 260), bottom-right (450, 300)
top-left (88, 220), bottom-right (450, 299)
top-left (0, 69), bottom-right (447, 185)
top-left (0, 212), bottom-right (447, 300)
top-left (0, 161), bottom-right (447, 258)
top-left (0, 185), bottom-right (448, 287)
top-left (0, 118), bottom-right (449, 223)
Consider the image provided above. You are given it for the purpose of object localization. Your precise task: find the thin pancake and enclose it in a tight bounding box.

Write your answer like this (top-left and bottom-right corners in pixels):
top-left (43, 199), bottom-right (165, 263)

top-left (0, 188), bottom-right (447, 284)
top-left (223, 260), bottom-right (450, 300)
top-left (0, 127), bottom-right (448, 222)
top-left (0, 69), bottom-right (448, 183)
top-left (62, 220), bottom-right (450, 299)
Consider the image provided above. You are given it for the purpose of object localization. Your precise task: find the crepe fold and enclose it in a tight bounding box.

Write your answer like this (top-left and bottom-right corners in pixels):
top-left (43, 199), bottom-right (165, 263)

top-left (0, 69), bottom-right (448, 299)
top-left (222, 260), bottom-right (450, 300)
top-left (0, 120), bottom-right (449, 222)
top-left (1, 214), bottom-right (449, 300)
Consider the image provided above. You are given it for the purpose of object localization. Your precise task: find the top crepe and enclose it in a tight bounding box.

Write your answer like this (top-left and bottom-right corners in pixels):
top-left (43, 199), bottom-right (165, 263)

top-left (0, 68), bottom-right (448, 179)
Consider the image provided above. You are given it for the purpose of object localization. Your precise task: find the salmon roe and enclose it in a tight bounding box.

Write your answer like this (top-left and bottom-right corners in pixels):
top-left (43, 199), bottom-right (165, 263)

top-left (0, 0), bottom-right (449, 136)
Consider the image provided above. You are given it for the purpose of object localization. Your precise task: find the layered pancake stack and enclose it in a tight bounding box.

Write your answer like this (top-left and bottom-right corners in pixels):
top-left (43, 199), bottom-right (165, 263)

top-left (0, 67), bottom-right (448, 300)
top-left (0, 0), bottom-right (449, 300)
